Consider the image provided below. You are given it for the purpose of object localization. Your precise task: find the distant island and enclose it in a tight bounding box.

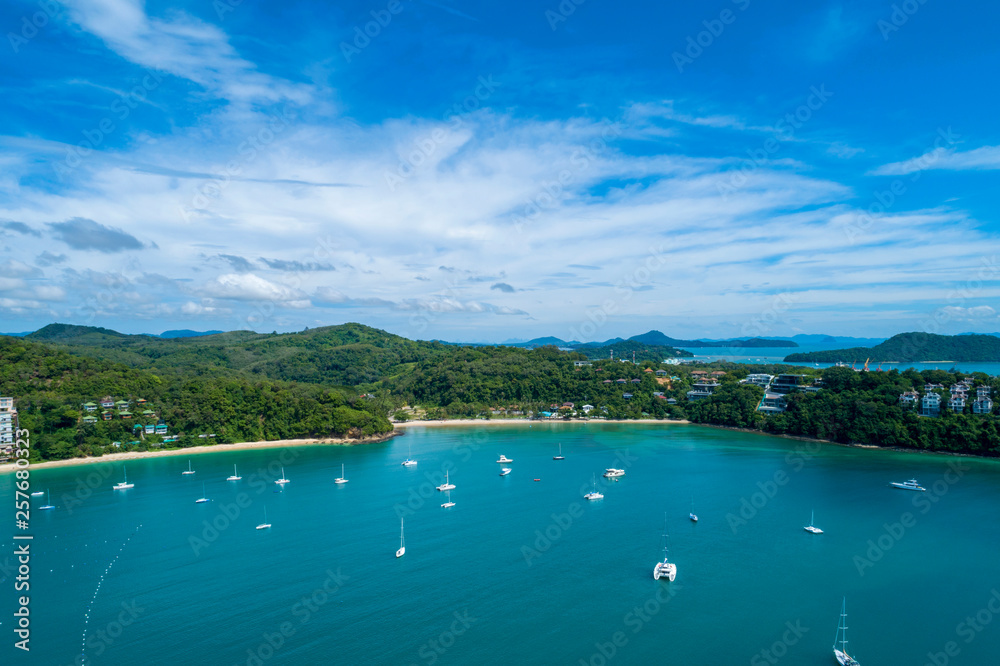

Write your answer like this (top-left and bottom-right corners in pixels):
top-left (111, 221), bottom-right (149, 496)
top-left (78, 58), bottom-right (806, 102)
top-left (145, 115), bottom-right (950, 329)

top-left (500, 329), bottom-right (798, 350)
top-left (784, 332), bottom-right (1000, 363)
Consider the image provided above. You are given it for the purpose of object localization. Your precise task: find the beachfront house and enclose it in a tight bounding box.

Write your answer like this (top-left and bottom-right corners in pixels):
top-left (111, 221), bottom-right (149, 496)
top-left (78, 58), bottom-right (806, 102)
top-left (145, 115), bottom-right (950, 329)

top-left (582, 404), bottom-right (594, 413)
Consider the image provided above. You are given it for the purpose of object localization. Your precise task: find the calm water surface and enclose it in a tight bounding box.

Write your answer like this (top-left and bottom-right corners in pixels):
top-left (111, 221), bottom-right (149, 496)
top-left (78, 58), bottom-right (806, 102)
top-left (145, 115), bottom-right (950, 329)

top-left (2, 423), bottom-right (999, 665)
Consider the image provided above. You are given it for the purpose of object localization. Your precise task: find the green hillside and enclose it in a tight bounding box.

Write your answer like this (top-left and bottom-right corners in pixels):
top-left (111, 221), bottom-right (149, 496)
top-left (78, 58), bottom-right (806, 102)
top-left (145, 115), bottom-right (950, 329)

top-left (784, 332), bottom-right (1000, 363)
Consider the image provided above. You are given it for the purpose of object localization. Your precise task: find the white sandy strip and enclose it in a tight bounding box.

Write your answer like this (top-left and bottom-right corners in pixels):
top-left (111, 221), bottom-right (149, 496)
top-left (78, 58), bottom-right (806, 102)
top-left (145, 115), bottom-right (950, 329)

top-left (0, 419), bottom-right (690, 472)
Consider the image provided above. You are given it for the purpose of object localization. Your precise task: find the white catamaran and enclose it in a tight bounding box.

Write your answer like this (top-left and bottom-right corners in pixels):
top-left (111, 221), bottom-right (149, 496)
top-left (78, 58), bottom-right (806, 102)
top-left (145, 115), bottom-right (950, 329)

top-left (804, 510), bottom-right (823, 534)
top-left (436, 470), bottom-right (455, 491)
top-left (334, 463), bottom-right (349, 484)
top-left (113, 467), bottom-right (133, 490)
top-left (653, 515), bottom-right (677, 581)
top-left (402, 442), bottom-right (417, 466)
top-left (833, 597), bottom-right (861, 665)
top-left (584, 474), bottom-right (603, 500)
top-left (553, 443), bottom-right (564, 460)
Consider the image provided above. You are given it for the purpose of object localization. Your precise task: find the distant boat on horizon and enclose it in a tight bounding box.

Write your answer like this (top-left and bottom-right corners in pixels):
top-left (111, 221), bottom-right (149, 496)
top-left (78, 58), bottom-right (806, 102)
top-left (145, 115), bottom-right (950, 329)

top-left (182, 460), bottom-right (195, 475)
top-left (227, 464), bottom-right (241, 481)
top-left (113, 467), bottom-right (133, 490)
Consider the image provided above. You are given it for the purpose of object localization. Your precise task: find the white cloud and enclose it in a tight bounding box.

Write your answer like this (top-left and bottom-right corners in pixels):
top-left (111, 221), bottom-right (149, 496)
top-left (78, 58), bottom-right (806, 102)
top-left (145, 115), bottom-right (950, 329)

top-left (200, 273), bottom-right (310, 307)
top-left (871, 145), bottom-right (1000, 176)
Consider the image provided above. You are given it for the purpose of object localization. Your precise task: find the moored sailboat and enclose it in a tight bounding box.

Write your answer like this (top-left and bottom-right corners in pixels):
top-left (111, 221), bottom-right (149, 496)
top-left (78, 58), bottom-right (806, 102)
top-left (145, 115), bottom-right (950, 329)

top-left (833, 597), bottom-right (861, 665)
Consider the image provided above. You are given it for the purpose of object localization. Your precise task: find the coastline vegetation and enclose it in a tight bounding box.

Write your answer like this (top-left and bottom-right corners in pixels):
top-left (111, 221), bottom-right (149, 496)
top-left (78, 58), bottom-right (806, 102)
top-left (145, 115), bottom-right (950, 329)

top-left (3, 324), bottom-right (999, 462)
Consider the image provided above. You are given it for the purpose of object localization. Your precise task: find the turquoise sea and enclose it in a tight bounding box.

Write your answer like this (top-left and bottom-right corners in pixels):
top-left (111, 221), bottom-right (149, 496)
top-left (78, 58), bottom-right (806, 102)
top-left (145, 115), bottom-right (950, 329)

top-left (3, 423), bottom-right (1000, 665)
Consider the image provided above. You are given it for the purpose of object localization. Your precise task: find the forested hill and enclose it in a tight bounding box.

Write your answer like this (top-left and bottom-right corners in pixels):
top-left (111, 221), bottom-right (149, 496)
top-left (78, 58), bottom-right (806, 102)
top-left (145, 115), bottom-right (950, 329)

top-left (25, 322), bottom-right (450, 386)
top-left (784, 332), bottom-right (1000, 363)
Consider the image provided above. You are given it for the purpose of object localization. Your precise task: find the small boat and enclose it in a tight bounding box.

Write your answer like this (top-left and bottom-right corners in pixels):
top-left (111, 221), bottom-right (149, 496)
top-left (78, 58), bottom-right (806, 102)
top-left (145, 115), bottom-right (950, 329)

top-left (890, 478), bottom-right (925, 491)
top-left (227, 464), bottom-right (242, 481)
top-left (402, 442), bottom-right (417, 467)
top-left (195, 482), bottom-right (210, 503)
top-left (499, 468), bottom-right (512, 476)
top-left (603, 468), bottom-right (625, 479)
top-left (496, 455), bottom-right (513, 463)
top-left (39, 489), bottom-right (55, 510)
top-left (396, 519), bottom-right (406, 557)
top-left (653, 515), bottom-right (677, 581)
top-left (833, 597), bottom-right (861, 665)
top-left (441, 490), bottom-right (455, 508)
top-left (436, 470), bottom-right (456, 491)
top-left (30, 491), bottom-right (45, 496)
top-left (275, 467), bottom-right (290, 485)
top-left (584, 474), bottom-right (603, 500)
top-left (689, 498), bottom-right (698, 523)
top-left (256, 506), bottom-right (271, 530)
top-left (534, 478), bottom-right (541, 482)
top-left (113, 467), bottom-right (134, 490)
top-left (804, 510), bottom-right (823, 534)
top-left (553, 443), bottom-right (564, 460)
top-left (334, 463), bottom-right (349, 484)
top-left (182, 460), bottom-right (195, 475)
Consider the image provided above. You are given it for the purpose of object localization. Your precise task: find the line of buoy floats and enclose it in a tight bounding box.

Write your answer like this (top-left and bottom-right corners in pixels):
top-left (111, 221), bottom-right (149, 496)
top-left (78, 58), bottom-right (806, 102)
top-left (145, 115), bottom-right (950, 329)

top-left (79, 524), bottom-right (142, 660)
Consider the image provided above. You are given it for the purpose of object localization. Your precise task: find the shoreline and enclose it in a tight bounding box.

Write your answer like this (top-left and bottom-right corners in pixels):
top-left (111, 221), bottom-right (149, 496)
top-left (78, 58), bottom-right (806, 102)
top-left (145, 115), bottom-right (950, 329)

top-left (2, 416), bottom-right (995, 470)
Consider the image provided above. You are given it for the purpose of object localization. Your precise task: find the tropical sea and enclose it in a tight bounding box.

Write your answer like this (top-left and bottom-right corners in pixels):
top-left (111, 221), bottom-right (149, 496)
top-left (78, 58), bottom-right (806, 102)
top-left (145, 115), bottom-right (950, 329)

top-left (679, 345), bottom-right (1000, 375)
top-left (3, 423), bottom-right (1000, 665)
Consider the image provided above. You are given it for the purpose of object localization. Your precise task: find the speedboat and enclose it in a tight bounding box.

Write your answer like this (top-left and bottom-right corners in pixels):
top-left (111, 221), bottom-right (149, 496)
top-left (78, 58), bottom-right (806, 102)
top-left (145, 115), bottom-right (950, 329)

top-left (499, 468), bottom-right (511, 476)
top-left (496, 455), bottom-right (513, 463)
top-left (890, 478), bottom-right (925, 491)
top-left (689, 513), bottom-right (698, 523)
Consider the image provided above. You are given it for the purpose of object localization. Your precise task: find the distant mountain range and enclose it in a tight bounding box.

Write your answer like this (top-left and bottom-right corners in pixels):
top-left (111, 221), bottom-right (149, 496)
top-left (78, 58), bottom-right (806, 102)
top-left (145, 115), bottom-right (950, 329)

top-left (2, 327), bottom-right (224, 339)
top-left (482, 330), bottom-right (802, 350)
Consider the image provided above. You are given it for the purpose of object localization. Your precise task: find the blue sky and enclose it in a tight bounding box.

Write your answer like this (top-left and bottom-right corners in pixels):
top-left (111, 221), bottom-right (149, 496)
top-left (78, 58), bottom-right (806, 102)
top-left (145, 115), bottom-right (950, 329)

top-left (2, 0), bottom-right (1000, 342)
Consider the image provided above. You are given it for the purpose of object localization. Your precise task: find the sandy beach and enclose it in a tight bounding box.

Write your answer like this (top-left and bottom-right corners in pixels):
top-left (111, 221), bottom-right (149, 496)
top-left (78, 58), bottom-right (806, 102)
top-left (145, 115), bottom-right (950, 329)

top-left (0, 418), bottom-right (689, 471)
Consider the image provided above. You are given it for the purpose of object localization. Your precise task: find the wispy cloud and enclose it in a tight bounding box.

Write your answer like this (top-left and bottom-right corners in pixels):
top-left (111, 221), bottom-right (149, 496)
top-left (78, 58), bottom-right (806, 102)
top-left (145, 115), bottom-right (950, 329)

top-left (871, 146), bottom-right (1000, 175)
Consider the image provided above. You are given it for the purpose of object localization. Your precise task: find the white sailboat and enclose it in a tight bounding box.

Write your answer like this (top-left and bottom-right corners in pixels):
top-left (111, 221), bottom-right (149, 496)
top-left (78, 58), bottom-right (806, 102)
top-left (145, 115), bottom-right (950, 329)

top-left (39, 489), bottom-right (55, 510)
top-left (833, 597), bottom-right (861, 665)
top-left (584, 474), bottom-right (603, 500)
top-left (402, 442), bottom-right (417, 466)
top-left (335, 463), bottom-right (349, 484)
top-left (113, 467), bottom-right (133, 490)
top-left (275, 467), bottom-right (290, 485)
top-left (227, 464), bottom-right (242, 481)
top-left (441, 490), bottom-right (455, 508)
top-left (195, 482), bottom-right (209, 503)
top-left (553, 443), bottom-right (564, 460)
top-left (182, 460), bottom-right (195, 475)
top-left (436, 470), bottom-right (455, 491)
top-left (653, 515), bottom-right (677, 581)
top-left (804, 510), bottom-right (823, 534)
top-left (396, 518), bottom-right (406, 557)
top-left (256, 506), bottom-right (271, 530)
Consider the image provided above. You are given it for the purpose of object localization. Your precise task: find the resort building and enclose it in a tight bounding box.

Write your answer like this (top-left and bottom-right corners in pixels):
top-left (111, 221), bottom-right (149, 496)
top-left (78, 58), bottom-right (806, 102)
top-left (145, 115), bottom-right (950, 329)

top-left (100, 395), bottom-right (114, 408)
top-left (948, 394), bottom-right (965, 414)
top-left (899, 391), bottom-right (919, 407)
top-left (743, 374), bottom-right (774, 388)
top-left (758, 393), bottom-right (787, 414)
top-left (973, 387), bottom-right (993, 415)
top-left (0, 395), bottom-right (17, 448)
top-left (83, 401), bottom-right (98, 412)
top-left (686, 381), bottom-right (719, 401)
top-left (921, 393), bottom-right (942, 417)
top-left (770, 374), bottom-right (809, 393)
